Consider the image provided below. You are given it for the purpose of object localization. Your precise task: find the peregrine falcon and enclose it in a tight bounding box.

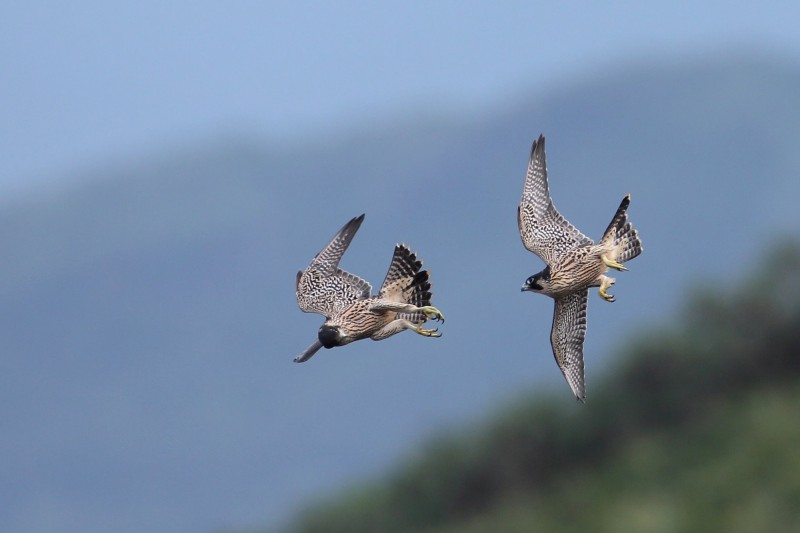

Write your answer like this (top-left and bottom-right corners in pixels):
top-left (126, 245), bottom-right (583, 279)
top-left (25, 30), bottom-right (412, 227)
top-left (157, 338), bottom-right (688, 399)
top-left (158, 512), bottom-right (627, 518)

top-left (518, 135), bottom-right (643, 401)
top-left (294, 214), bottom-right (445, 363)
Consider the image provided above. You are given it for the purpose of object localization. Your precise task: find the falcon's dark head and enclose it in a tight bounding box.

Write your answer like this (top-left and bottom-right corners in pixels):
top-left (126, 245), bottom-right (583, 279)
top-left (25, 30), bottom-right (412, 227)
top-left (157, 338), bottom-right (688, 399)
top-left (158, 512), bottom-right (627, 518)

top-left (522, 266), bottom-right (551, 293)
top-left (318, 324), bottom-right (344, 349)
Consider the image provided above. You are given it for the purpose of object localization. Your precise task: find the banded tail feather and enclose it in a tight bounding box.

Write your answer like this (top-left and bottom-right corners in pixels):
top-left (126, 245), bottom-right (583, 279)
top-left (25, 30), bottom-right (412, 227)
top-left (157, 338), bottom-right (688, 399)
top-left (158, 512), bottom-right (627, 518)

top-left (600, 194), bottom-right (643, 264)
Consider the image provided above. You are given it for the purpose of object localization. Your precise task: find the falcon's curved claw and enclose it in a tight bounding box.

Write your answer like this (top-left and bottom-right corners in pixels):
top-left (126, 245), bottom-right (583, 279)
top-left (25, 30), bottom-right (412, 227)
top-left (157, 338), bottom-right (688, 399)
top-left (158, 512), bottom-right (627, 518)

top-left (413, 323), bottom-right (442, 338)
top-left (602, 255), bottom-right (628, 271)
top-left (598, 276), bottom-right (616, 303)
top-left (599, 288), bottom-right (616, 303)
top-left (419, 305), bottom-right (445, 323)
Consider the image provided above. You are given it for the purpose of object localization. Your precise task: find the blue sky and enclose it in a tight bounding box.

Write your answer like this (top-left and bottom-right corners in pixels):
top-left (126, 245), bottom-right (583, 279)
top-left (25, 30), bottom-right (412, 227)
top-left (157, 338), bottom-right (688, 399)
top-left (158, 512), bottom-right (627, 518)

top-left (2, 1), bottom-right (800, 197)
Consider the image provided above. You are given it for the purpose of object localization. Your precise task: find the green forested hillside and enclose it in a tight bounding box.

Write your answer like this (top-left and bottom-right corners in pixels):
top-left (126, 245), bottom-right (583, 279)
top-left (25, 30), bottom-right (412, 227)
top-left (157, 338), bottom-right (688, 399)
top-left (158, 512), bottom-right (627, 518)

top-left (283, 242), bottom-right (800, 533)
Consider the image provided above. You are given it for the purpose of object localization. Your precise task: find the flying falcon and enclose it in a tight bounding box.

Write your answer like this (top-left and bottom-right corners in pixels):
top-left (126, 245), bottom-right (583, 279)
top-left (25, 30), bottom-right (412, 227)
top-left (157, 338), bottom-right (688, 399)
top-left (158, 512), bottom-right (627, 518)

top-left (294, 214), bottom-right (444, 363)
top-left (518, 135), bottom-right (643, 402)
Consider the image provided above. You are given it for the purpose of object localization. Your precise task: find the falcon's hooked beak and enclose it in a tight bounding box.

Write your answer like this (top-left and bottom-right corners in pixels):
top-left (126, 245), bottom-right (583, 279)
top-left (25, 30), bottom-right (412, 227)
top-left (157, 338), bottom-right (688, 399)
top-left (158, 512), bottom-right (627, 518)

top-left (318, 324), bottom-right (344, 348)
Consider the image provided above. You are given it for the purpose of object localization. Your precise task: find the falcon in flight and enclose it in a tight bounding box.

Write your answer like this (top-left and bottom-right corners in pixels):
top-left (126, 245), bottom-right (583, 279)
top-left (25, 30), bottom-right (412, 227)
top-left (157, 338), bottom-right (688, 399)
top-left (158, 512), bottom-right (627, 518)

top-left (518, 135), bottom-right (643, 401)
top-left (294, 214), bottom-right (444, 363)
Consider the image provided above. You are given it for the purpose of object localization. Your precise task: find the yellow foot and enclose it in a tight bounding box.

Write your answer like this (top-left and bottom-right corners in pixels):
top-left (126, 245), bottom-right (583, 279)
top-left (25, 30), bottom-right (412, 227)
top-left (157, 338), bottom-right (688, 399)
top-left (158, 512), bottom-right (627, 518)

top-left (602, 255), bottom-right (628, 271)
top-left (599, 287), bottom-right (616, 303)
top-left (413, 323), bottom-right (442, 338)
top-left (598, 276), bottom-right (616, 303)
top-left (419, 305), bottom-right (445, 323)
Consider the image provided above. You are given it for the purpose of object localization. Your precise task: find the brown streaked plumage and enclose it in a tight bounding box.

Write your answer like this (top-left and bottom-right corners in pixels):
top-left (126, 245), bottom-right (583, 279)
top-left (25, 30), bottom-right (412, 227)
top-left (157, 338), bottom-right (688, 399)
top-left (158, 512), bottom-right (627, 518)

top-left (294, 214), bottom-right (444, 363)
top-left (519, 135), bottom-right (643, 401)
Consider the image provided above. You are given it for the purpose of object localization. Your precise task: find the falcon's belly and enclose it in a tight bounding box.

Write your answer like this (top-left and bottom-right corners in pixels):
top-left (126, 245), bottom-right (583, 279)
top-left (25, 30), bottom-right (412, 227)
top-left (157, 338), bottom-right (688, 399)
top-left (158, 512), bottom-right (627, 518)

top-left (548, 248), bottom-right (606, 296)
top-left (327, 299), bottom-right (395, 342)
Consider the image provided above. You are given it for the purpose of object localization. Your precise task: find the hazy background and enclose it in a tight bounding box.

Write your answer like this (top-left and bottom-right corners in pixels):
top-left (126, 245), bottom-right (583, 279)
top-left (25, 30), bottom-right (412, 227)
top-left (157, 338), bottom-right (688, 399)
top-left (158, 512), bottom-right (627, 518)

top-left (2, 2), bottom-right (800, 532)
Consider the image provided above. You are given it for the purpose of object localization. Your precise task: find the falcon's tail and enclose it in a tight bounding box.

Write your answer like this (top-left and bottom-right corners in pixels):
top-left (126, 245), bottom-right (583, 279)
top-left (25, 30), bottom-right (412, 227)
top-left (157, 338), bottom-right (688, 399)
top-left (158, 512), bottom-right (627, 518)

top-left (379, 245), bottom-right (433, 321)
top-left (600, 194), bottom-right (643, 264)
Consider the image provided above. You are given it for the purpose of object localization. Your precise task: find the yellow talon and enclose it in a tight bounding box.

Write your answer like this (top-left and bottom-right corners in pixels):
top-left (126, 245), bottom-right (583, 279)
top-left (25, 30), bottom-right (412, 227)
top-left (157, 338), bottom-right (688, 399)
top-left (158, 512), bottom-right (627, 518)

top-left (599, 275), bottom-right (616, 303)
top-left (599, 287), bottom-right (616, 303)
top-left (602, 255), bottom-right (628, 271)
top-left (414, 323), bottom-right (442, 338)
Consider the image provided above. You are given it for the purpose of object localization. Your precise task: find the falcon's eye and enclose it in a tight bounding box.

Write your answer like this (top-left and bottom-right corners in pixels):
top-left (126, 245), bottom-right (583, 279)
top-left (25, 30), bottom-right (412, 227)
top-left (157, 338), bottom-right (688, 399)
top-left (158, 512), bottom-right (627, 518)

top-left (526, 275), bottom-right (543, 291)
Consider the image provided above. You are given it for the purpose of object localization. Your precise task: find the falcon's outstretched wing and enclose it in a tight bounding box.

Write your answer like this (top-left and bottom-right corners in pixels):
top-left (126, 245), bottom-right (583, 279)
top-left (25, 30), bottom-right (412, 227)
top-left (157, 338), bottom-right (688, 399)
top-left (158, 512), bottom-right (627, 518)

top-left (518, 135), bottom-right (592, 265)
top-left (296, 214), bottom-right (372, 317)
top-left (550, 289), bottom-right (589, 402)
top-left (305, 214), bottom-right (364, 276)
top-left (294, 339), bottom-right (324, 363)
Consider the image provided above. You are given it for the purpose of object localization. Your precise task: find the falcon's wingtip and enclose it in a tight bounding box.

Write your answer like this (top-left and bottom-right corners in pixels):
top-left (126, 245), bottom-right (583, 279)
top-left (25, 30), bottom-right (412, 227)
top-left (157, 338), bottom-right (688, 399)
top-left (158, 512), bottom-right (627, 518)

top-left (530, 133), bottom-right (546, 157)
top-left (334, 213), bottom-right (365, 237)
